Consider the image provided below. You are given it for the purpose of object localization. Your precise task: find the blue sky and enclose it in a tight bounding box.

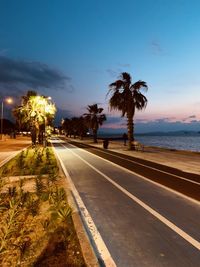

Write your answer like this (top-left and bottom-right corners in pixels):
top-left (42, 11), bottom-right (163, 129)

top-left (0, 0), bottom-right (200, 132)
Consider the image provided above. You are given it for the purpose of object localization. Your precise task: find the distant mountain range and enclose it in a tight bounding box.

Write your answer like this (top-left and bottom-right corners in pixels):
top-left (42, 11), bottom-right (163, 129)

top-left (135, 130), bottom-right (200, 136)
top-left (99, 130), bottom-right (200, 137)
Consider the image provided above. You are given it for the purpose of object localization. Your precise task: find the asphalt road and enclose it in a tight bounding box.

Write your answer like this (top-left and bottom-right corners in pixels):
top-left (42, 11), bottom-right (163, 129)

top-left (68, 140), bottom-right (200, 201)
top-left (52, 138), bottom-right (200, 267)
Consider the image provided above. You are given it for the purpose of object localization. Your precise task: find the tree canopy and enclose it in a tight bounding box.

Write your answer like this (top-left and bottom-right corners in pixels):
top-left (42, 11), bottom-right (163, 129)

top-left (84, 104), bottom-right (106, 143)
top-left (13, 91), bottom-right (56, 145)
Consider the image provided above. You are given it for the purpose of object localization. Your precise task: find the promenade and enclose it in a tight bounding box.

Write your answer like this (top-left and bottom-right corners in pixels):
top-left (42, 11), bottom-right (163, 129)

top-left (53, 137), bottom-right (200, 266)
top-left (65, 137), bottom-right (200, 175)
top-left (1, 135), bottom-right (199, 176)
top-left (0, 135), bottom-right (31, 165)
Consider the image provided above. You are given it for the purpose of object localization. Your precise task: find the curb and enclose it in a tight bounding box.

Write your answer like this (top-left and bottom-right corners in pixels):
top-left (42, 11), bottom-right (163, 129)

top-left (52, 145), bottom-right (100, 267)
top-left (66, 187), bottom-right (100, 267)
top-left (0, 145), bottom-right (31, 168)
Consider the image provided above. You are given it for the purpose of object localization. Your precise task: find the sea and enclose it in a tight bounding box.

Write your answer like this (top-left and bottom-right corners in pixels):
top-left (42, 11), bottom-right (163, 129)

top-left (98, 133), bottom-right (200, 152)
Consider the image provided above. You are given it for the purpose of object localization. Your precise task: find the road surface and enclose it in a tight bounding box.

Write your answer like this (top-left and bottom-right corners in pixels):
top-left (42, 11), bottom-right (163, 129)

top-left (52, 138), bottom-right (200, 267)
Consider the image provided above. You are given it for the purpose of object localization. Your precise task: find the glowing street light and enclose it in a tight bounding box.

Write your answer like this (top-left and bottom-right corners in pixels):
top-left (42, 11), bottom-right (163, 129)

top-left (1, 97), bottom-right (13, 140)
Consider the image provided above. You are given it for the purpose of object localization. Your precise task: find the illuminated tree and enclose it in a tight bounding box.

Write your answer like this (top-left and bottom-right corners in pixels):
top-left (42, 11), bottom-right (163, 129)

top-left (13, 91), bottom-right (56, 145)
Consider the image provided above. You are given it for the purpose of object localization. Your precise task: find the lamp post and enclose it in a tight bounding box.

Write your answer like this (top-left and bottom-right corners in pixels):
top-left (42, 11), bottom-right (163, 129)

top-left (44, 96), bottom-right (52, 147)
top-left (1, 97), bottom-right (13, 140)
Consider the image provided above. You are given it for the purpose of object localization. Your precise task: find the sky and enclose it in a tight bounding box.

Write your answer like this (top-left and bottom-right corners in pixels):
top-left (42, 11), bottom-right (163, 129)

top-left (0, 0), bottom-right (200, 133)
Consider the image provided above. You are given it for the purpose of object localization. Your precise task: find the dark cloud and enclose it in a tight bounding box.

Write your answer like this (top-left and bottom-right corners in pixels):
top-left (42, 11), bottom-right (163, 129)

top-left (190, 120), bottom-right (199, 123)
top-left (106, 69), bottom-right (118, 77)
top-left (118, 63), bottom-right (131, 68)
top-left (0, 56), bottom-right (71, 97)
top-left (188, 115), bottom-right (196, 119)
top-left (151, 41), bottom-right (163, 55)
top-left (153, 117), bottom-right (175, 123)
top-left (182, 115), bottom-right (196, 121)
top-left (106, 67), bottom-right (126, 78)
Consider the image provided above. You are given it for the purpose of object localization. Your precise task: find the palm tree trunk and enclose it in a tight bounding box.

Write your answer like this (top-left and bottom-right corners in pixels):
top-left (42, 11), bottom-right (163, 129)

top-left (93, 129), bottom-right (98, 143)
top-left (127, 114), bottom-right (134, 150)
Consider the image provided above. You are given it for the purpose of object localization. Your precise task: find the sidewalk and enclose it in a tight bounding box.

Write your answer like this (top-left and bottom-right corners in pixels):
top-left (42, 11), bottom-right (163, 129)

top-left (0, 135), bottom-right (31, 164)
top-left (66, 137), bottom-right (200, 176)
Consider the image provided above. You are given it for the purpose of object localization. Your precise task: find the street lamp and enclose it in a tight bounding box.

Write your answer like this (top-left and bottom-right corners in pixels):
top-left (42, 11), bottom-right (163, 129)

top-left (44, 96), bottom-right (52, 147)
top-left (1, 97), bottom-right (13, 140)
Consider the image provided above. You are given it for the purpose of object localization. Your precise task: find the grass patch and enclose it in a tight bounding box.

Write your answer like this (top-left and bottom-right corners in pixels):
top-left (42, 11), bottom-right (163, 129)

top-left (0, 147), bottom-right (58, 177)
top-left (0, 146), bottom-right (86, 266)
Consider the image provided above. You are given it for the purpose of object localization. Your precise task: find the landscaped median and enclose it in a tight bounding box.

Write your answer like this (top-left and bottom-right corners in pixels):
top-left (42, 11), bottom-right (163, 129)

top-left (0, 146), bottom-right (86, 266)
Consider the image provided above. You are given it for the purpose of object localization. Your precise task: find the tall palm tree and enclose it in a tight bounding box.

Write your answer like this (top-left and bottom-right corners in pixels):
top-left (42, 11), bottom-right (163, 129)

top-left (84, 104), bottom-right (106, 143)
top-left (108, 72), bottom-right (148, 150)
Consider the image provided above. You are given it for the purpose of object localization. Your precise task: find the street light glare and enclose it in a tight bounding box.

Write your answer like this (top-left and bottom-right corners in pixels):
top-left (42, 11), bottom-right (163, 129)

top-left (6, 98), bottom-right (13, 104)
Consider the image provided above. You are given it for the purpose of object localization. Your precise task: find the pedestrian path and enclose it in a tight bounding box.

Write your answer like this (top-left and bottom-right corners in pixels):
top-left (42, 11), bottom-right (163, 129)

top-left (65, 137), bottom-right (200, 175)
top-left (0, 136), bottom-right (31, 165)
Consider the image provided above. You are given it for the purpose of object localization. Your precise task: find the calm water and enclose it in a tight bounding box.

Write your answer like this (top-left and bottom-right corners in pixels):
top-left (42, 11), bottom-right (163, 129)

top-left (136, 135), bottom-right (200, 152)
top-left (99, 134), bottom-right (200, 152)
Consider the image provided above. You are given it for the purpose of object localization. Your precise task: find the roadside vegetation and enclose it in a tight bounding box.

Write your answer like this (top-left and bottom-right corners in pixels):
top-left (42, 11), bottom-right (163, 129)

top-left (61, 72), bottom-right (148, 149)
top-left (13, 90), bottom-right (56, 146)
top-left (62, 103), bottom-right (107, 143)
top-left (83, 104), bottom-right (106, 143)
top-left (0, 146), bottom-right (86, 266)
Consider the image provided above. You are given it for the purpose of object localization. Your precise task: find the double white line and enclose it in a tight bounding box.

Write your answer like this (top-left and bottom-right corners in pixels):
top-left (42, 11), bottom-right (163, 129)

top-left (55, 141), bottom-right (200, 266)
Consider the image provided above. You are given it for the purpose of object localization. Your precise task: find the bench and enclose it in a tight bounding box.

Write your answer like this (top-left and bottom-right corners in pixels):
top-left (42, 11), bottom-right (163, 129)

top-left (132, 141), bottom-right (144, 151)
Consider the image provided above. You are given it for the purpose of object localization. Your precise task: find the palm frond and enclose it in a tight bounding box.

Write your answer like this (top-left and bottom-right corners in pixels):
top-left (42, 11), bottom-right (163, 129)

top-left (83, 104), bottom-right (106, 130)
top-left (131, 80), bottom-right (148, 91)
top-left (109, 80), bottom-right (124, 90)
top-left (109, 91), bottom-right (128, 117)
top-left (134, 91), bottom-right (148, 110)
top-left (121, 72), bottom-right (131, 83)
top-left (98, 108), bottom-right (104, 113)
top-left (98, 114), bottom-right (106, 125)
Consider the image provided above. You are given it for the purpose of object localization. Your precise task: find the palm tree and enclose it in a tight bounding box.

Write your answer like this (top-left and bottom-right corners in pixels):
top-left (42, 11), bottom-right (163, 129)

top-left (76, 116), bottom-right (88, 139)
top-left (84, 104), bottom-right (106, 143)
top-left (13, 90), bottom-right (37, 132)
top-left (62, 118), bottom-right (71, 137)
top-left (70, 117), bottom-right (81, 139)
top-left (62, 117), bottom-right (88, 139)
top-left (108, 72), bottom-right (148, 150)
top-left (13, 91), bottom-right (56, 145)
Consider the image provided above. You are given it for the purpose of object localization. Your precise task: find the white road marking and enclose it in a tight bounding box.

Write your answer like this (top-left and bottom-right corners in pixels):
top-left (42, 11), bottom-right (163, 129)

top-left (77, 143), bottom-right (200, 186)
top-left (53, 144), bottom-right (117, 267)
top-left (66, 141), bottom-right (200, 206)
top-left (62, 142), bottom-right (200, 251)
